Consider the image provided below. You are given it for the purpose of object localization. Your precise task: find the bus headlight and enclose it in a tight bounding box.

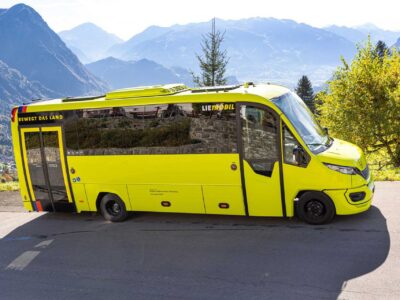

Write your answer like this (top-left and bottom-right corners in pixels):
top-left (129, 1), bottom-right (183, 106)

top-left (324, 163), bottom-right (357, 175)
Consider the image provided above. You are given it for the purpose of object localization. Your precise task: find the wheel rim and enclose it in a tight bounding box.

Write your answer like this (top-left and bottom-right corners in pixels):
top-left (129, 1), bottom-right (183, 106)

top-left (105, 200), bottom-right (121, 216)
top-left (305, 200), bottom-right (326, 220)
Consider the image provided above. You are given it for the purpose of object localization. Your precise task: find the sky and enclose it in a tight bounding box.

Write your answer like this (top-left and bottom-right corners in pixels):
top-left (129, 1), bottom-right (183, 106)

top-left (2, 0), bottom-right (400, 40)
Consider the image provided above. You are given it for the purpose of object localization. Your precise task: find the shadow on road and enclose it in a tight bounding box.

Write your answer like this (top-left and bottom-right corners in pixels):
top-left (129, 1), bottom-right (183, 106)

top-left (0, 205), bottom-right (390, 299)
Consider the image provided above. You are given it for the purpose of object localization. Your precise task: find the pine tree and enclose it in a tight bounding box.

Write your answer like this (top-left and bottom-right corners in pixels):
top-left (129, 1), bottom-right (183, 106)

top-left (295, 75), bottom-right (315, 113)
top-left (192, 18), bottom-right (229, 87)
top-left (375, 40), bottom-right (391, 59)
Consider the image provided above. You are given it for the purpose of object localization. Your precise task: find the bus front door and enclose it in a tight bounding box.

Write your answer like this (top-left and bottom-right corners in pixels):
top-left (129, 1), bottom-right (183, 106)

top-left (239, 104), bottom-right (284, 217)
top-left (20, 127), bottom-right (74, 212)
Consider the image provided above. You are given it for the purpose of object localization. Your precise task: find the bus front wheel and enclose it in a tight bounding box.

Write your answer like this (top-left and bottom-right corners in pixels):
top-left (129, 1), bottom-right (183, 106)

top-left (296, 192), bottom-right (335, 225)
top-left (100, 193), bottom-right (128, 222)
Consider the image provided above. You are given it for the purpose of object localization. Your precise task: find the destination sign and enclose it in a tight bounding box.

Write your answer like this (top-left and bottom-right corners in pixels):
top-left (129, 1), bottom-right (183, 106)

top-left (18, 112), bottom-right (64, 125)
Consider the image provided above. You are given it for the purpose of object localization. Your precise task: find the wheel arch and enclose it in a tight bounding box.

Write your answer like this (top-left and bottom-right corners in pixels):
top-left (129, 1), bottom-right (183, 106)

top-left (95, 192), bottom-right (108, 212)
top-left (295, 190), bottom-right (335, 206)
top-left (95, 191), bottom-right (129, 212)
top-left (84, 184), bottom-right (132, 212)
top-left (295, 190), bottom-right (336, 224)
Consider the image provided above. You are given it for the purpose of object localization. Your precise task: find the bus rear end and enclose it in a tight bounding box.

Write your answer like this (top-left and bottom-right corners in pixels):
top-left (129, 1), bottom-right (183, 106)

top-left (11, 105), bottom-right (75, 213)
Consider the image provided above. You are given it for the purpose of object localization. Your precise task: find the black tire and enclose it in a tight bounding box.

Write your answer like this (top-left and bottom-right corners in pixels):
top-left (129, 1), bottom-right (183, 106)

top-left (99, 194), bottom-right (128, 222)
top-left (296, 192), bottom-right (336, 225)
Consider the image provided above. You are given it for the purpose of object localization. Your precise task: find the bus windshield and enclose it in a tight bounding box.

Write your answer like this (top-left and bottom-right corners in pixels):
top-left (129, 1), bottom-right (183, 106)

top-left (272, 92), bottom-right (331, 153)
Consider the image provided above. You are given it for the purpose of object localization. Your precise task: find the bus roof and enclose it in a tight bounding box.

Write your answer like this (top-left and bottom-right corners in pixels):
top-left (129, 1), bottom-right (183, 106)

top-left (25, 82), bottom-right (290, 108)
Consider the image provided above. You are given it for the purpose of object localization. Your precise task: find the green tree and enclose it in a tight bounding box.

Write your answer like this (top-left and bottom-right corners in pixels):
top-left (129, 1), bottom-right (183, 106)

top-left (192, 18), bottom-right (229, 87)
top-left (295, 75), bottom-right (315, 113)
top-left (316, 39), bottom-right (400, 167)
top-left (375, 40), bottom-right (391, 59)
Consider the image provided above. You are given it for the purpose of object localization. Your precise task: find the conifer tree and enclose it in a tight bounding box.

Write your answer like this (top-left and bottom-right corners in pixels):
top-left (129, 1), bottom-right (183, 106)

top-left (375, 40), bottom-right (391, 59)
top-left (192, 18), bottom-right (229, 87)
top-left (295, 75), bottom-right (315, 113)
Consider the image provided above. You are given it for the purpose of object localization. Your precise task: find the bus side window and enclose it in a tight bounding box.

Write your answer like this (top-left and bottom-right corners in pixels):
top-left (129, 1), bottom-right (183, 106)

top-left (240, 105), bottom-right (279, 176)
top-left (283, 123), bottom-right (310, 167)
top-left (63, 103), bottom-right (238, 155)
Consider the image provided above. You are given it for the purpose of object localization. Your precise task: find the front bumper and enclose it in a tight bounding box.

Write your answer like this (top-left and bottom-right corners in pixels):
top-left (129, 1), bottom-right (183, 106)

top-left (324, 180), bottom-right (375, 215)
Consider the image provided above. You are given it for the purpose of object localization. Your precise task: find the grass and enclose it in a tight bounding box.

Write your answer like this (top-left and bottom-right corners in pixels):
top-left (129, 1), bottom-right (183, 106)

top-left (0, 181), bottom-right (19, 192)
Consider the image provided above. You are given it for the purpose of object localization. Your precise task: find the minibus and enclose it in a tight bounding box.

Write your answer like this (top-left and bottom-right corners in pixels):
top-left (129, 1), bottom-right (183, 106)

top-left (11, 83), bottom-right (374, 224)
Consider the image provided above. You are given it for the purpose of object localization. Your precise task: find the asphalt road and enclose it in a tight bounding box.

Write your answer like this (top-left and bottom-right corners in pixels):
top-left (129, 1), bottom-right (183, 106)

top-left (0, 182), bottom-right (399, 300)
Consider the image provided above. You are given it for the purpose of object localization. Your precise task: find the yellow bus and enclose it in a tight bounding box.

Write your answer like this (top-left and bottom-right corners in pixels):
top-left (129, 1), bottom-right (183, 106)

top-left (11, 83), bottom-right (374, 224)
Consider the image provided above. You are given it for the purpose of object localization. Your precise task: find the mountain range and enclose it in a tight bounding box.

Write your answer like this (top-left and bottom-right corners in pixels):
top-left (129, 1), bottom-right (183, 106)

top-left (1, 3), bottom-right (399, 107)
top-left (59, 23), bottom-right (123, 63)
top-left (61, 19), bottom-right (400, 88)
top-left (86, 57), bottom-right (192, 88)
top-left (86, 57), bottom-right (239, 89)
top-left (324, 24), bottom-right (400, 45)
top-left (103, 18), bottom-right (358, 86)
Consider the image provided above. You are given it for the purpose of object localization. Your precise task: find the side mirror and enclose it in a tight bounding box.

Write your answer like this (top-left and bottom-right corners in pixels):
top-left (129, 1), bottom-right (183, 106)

top-left (324, 127), bottom-right (329, 135)
top-left (293, 146), bottom-right (308, 166)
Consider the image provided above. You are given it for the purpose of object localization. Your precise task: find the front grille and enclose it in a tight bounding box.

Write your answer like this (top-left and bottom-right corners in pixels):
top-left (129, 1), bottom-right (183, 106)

top-left (360, 164), bottom-right (370, 180)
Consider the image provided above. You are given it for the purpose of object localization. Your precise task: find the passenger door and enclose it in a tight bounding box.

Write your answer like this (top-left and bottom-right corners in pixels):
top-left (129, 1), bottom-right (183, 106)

top-left (239, 104), bottom-right (284, 216)
top-left (21, 127), bottom-right (74, 212)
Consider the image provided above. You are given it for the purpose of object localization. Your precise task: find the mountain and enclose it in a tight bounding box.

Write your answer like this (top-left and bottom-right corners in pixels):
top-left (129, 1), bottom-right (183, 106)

top-left (0, 4), bottom-right (109, 165)
top-left (0, 4), bottom-right (108, 98)
top-left (86, 57), bottom-right (194, 88)
top-left (107, 18), bottom-right (357, 86)
top-left (68, 45), bottom-right (91, 64)
top-left (0, 59), bottom-right (56, 165)
top-left (324, 25), bottom-right (368, 44)
top-left (86, 57), bottom-right (240, 89)
top-left (393, 38), bottom-right (400, 49)
top-left (170, 66), bottom-right (195, 87)
top-left (59, 23), bottom-right (123, 63)
top-left (0, 60), bottom-right (53, 106)
top-left (325, 24), bottom-right (400, 49)
top-left (355, 24), bottom-right (400, 45)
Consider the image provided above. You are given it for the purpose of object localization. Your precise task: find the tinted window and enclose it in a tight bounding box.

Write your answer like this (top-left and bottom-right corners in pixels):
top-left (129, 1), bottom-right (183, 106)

top-left (64, 103), bottom-right (237, 155)
top-left (24, 132), bottom-right (50, 204)
top-left (42, 131), bottom-right (68, 201)
top-left (240, 105), bottom-right (279, 176)
top-left (64, 110), bottom-right (80, 154)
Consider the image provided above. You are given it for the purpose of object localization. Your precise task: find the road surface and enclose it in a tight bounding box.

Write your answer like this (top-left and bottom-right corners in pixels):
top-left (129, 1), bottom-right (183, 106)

top-left (0, 182), bottom-right (398, 299)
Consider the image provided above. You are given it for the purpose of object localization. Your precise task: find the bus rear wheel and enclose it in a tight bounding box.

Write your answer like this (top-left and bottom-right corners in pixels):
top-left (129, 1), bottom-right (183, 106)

top-left (296, 192), bottom-right (335, 225)
top-left (100, 194), bottom-right (128, 222)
